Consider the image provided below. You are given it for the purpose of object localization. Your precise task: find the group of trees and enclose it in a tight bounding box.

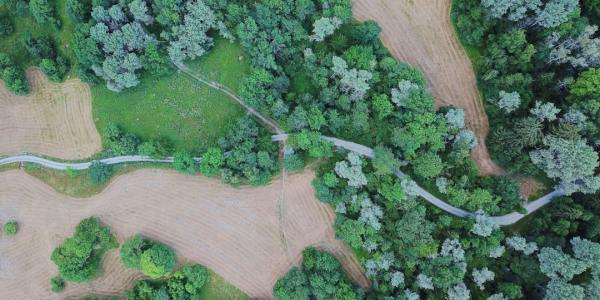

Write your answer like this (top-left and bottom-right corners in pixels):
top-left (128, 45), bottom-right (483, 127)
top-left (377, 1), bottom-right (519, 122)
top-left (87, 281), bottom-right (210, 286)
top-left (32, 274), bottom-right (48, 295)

top-left (125, 264), bottom-right (211, 299)
top-left (21, 31), bottom-right (69, 82)
top-left (453, 0), bottom-right (600, 194)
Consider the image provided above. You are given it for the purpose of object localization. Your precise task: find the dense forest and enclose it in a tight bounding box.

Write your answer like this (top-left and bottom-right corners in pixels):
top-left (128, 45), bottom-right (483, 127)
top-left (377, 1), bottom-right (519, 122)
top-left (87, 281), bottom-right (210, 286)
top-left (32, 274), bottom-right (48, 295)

top-left (1, 0), bottom-right (599, 299)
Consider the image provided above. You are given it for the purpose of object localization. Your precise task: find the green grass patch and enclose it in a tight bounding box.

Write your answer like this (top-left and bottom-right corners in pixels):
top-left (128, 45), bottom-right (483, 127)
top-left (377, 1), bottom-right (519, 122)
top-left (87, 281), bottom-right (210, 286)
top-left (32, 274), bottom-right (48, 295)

top-left (23, 162), bottom-right (173, 197)
top-left (92, 39), bottom-right (250, 154)
top-left (0, 0), bottom-right (76, 74)
top-left (197, 270), bottom-right (250, 300)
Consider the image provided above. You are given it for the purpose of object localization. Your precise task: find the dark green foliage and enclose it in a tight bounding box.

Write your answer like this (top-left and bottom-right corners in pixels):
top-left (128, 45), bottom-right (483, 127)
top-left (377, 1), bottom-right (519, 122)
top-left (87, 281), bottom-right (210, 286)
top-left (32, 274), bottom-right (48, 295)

top-left (273, 248), bottom-right (362, 300)
top-left (0, 15), bottom-right (13, 36)
top-left (50, 217), bottom-right (118, 282)
top-left (121, 235), bottom-right (176, 279)
top-left (283, 153), bottom-right (305, 172)
top-left (451, 0), bottom-right (492, 46)
top-left (141, 44), bottom-right (172, 76)
top-left (21, 31), bottom-right (54, 59)
top-left (50, 276), bottom-right (65, 293)
top-left (125, 264), bottom-right (210, 299)
top-left (3, 220), bottom-right (17, 236)
top-left (88, 161), bottom-right (112, 184)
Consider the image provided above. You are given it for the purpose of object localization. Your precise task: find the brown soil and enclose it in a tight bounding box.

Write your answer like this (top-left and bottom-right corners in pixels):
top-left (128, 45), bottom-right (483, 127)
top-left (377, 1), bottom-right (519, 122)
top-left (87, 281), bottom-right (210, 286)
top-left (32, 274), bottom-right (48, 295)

top-left (519, 177), bottom-right (543, 200)
top-left (0, 69), bottom-right (101, 159)
top-left (0, 169), bottom-right (367, 299)
top-left (352, 0), bottom-right (504, 175)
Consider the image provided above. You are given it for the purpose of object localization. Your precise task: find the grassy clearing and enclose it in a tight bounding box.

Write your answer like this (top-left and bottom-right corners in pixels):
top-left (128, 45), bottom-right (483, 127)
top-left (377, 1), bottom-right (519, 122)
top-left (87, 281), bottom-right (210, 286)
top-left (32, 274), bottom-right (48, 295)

top-left (0, 0), bottom-right (76, 75)
top-left (22, 162), bottom-right (173, 198)
top-left (92, 38), bottom-right (249, 154)
top-left (197, 270), bottom-right (250, 300)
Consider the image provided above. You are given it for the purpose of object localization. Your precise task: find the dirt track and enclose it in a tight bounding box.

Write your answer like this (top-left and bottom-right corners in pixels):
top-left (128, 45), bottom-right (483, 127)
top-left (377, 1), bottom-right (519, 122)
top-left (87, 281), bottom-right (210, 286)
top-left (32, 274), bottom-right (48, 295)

top-left (0, 69), bottom-right (101, 159)
top-left (353, 0), bottom-right (503, 175)
top-left (0, 169), bottom-right (367, 299)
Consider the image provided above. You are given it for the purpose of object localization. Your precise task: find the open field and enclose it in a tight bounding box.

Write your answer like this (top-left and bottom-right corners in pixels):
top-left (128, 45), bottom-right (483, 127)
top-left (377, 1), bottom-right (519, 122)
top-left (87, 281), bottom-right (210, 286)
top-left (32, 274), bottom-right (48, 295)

top-left (0, 169), bottom-right (367, 299)
top-left (352, 0), bottom-right (503, 175)
top-left (92, 39), bottom-right (249, 153)
top-left (0, 69), bottom-right (101, 159)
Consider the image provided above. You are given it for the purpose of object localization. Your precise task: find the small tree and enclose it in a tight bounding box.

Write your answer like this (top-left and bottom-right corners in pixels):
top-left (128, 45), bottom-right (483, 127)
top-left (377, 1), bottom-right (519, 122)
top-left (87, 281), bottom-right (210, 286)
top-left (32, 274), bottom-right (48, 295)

top-left (3, 220), bottom-right (17, 236)
top-left (199, 148), bottom-right (224, 177)
top-left (496, 91), bottom-right (521, 114)
top-left (50, 276), bottom-right (65, 293)
top-left (140, 243), bottom-right (176, 279)
top-left (88, 161), bottom-right (112, 184)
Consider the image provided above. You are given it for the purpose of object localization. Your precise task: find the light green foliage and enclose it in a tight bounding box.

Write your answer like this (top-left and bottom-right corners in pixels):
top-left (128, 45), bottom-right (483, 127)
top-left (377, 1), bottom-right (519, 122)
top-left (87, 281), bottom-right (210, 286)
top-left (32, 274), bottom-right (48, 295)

top-left (50, 217), bottom-right (118, 282)
top-left (506, 236), bottom-right (538, 255)
top-left (472, 267), bottom-right (495, 290)
top-left (372, 94), bottom-right (393, 120)
top-left (125, 264), bottom-right (214, 299)
top-left (481, 0), bottom-right (541, 21)
top-left (3, 220), bottom-right (17, 236)
top-left (29, 0), bottom-right (59, 27)
top-left (50, 276), bottom-right (65, 293)
top-left (274, 248), bottom-right (361, 300)
top-left (471, 210), bottom-right (499, 237)
top-left (496, 91), bottom-right (521, 113)
top-left (309, 17), bottom-right (341, 42)
top-left (447, 283), bottom-right (470, 300)
top-left (530, 136), bottom-right (600, 194)
top-left (120, 234), bottom-right (153, 269)
top-left (372, 145), bottom-right (400, 176)
top-left (0, 52), bottom-right (29, 95)
top-left (536, 0), bottom-right (579, 28)
top-left (140, 243), bottom-right (177, 279)
top-left (445, 108), bottom-right (465, 129)
top-left (544, 279), bottom-right (585, 300)
top-left (538, 247), bottom-right (588, 280)
top-left (283, 153), bottom-right (305, 172)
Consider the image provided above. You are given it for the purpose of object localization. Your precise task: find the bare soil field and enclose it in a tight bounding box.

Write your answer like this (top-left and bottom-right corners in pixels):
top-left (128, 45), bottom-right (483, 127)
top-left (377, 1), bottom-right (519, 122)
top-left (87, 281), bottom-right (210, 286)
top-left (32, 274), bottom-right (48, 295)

top-left (0, 69), bottom-right (101, 159)
top-left (352, 0), bottom-right (503, 175)
top-left (0, 169), bottom-right (367, 299)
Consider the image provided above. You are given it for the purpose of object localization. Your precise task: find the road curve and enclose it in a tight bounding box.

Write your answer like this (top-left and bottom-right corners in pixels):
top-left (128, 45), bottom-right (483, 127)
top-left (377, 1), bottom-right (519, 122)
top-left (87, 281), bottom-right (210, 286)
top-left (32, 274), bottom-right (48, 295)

top-left (272, 133), bottom-right (563, 225)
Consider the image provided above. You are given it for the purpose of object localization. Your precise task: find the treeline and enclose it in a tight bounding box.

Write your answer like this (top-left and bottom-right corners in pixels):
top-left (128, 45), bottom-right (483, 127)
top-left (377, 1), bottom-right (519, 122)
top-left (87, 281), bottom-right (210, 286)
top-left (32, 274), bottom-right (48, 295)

top-left (453, 0), bottom-right (600, 194)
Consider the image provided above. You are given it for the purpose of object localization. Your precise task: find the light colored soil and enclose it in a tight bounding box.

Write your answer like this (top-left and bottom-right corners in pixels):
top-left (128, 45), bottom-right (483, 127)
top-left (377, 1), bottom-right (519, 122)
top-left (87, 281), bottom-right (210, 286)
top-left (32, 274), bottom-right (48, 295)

top-left (353, 0), bottom-right (503, 175)
top-left (519, 177), bottom-right (543, 200)
top-left (0, 169), bottom-right (367, 299)
top-left (0, 69), bottom-right (101, 159)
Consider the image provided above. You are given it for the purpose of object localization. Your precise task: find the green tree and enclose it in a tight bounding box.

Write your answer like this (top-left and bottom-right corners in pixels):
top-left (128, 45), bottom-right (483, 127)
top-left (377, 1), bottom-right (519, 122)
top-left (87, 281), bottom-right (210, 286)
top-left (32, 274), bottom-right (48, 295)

top-left (51, 217), bottom-right (118, 282)
top-left (50, 276), bottom-right (65, 293)
top-left (29, 0), bottom-right (59, 27)
top-left (120, 234), bottom-right (153, 269)
top-left (140, 243), bottom-right (176, 279)
top-left (413, 152), bottom-right (444, 179)
top-left (200, 147), bottom-right (224, 177)
top-left (173, 151), bottom-right (197, 175)
top-left (88, 161), bottom-right (112, 184)
top-left (3, 220), bottom-right (17, 236)
top-left (273, 267), bottom-right (310, 300)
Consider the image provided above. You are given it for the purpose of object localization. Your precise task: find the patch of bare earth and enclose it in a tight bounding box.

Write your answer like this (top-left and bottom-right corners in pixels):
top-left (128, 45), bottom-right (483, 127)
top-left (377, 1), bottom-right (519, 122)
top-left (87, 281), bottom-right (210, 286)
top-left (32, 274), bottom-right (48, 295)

top-left (0, 69), bottom-right (101, 159)
top-left (0, 169), bottom-right (367, 299)
top-left (352, 0), bottom-right (503, 175)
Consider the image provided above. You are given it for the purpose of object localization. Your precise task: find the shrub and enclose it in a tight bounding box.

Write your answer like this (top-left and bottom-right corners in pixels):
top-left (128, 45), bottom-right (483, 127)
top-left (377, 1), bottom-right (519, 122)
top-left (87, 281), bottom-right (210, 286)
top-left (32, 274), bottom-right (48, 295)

top-left (21, 31), bottom-right (55, 59)
top-left (39, 56), bottom-right (69, 82)
top-left (120, 234), bottom-right (153, 269)
top-left (50, 276), bottom-right (65, 293)
top-left (88, 161), bottom-right (112, 184)
top-left (29, 0), bottom-right (60, 27)
top-left (173, 151), bottom-right (197, 175)
top-left (139, 243), bottom-right (176, 279)
top-left (0, 15), bottom-right (13, 36)
top-left (284, 153), bottom-right (305, 172)
top-left (3, 220), bottom-right (17, 236)
top-left (50, 217), bottom-right (118, 282)
top-left (199, 147), bottom-right (224, 177)
top-left (1, 64), bottom-right (29, 95)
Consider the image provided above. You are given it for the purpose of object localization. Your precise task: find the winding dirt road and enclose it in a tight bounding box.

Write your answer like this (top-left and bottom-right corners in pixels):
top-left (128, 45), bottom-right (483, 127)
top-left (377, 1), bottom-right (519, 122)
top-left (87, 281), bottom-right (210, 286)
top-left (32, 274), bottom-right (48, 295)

top-left (0, 169), bottom-right (367, 299)
top-left (352, 0), bottom-right (503, 175)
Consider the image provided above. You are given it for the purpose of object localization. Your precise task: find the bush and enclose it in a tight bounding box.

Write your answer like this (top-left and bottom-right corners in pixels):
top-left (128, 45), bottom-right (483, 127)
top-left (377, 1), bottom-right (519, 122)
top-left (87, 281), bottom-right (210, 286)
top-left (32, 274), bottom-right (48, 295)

top-left (0, 15), bottom-right (13, 36)
top-left (50, 276), bottom-right (65, 293)
top-left (88, 161), bottom-right (112, 184)
top-left (29, 0), bottom-right (60, 27)
top-left (173, 151), bottom-right (197, 175)
top-left (284, 153), bottom-right (305, 172)
top-left (125, 264), bottom-right (210, 299)
top-left (39, 56), bottom-right (69, 82)
top-left (21, 31), bottom-right (55, 59)
top-left (3, 220), bottom-right (17, 236)
top-left (121, 235), bottom-right (177, 279)
top-left (50, 217), bottom-right (118, 282)
top-left (1, 66), bottom-right (29, 95)
top-left (199, 147), bottom-right (224, 177)
top-left (139, 243), bottom-right (176, 279)
top-left (65, 0), bottom-right (89, 23)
